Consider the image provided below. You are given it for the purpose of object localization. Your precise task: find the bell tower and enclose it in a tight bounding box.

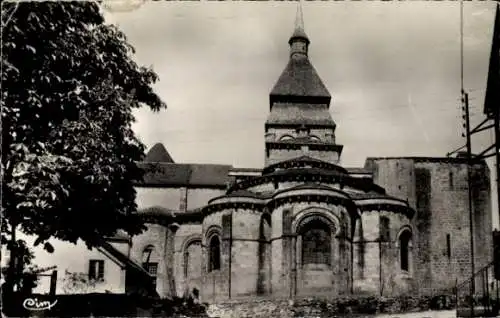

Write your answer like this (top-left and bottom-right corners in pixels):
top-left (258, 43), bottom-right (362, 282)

top-left (264, 2), bottom-right (343, 167)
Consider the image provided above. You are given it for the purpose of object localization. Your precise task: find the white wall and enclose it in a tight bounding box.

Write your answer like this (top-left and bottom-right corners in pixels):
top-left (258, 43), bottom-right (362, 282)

top-left (4, 233), bottom-right (127, 295)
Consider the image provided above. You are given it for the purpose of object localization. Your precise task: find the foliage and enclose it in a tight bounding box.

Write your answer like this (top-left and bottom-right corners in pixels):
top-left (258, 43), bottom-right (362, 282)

top-left (0, 239), bottom-right (38, 290)
top-left (61, 270), bottom-right (102, 294)
top-left (133, 295), bottom-right (208, 318)
top-left (1, 0), bottom-right (166, 256)
top-left (291, 294), bottom-right (456, 316)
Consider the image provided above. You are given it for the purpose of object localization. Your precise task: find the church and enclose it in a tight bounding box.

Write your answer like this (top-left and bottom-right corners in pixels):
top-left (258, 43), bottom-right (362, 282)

top-left (126, 9), bottom-right (493, 303)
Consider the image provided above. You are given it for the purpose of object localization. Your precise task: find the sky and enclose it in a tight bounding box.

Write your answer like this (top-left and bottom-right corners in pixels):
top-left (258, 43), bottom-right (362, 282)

top-left (101, 2), bottom-right (499, 226)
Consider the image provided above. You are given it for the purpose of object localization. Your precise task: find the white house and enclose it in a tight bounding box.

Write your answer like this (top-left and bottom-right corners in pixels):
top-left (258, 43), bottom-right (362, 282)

top-left (1, 231), bottom-right (155, 296)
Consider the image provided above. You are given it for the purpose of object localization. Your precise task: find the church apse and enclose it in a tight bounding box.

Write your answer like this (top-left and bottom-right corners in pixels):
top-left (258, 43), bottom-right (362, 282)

top-left (126, 1), bottom-right (492, 303)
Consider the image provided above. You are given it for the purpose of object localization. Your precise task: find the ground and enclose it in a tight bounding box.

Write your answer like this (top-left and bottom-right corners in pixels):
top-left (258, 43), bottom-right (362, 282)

top-left (376, 310), bottom-right (456, 318)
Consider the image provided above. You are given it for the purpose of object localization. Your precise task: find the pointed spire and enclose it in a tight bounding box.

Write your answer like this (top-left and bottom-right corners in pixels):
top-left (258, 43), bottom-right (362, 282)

top-left (270, 0), bottom-right (330, 105)
top-left (289, 0), bottom-right (310, 46)
top-left (295, 0), bottom-right (304, 33)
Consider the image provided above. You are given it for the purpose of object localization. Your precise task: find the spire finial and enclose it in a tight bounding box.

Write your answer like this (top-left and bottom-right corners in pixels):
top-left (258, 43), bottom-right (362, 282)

top-left (295, 0), bottom-right (304, 33)
top-left (289, 0), bottom-right (310, 56)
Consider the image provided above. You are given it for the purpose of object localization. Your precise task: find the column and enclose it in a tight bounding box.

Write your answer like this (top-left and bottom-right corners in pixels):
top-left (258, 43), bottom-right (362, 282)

top-left (221, 212), bottom-right (233, 300)
top-left (283, 209), bottom-right (293, 298)
top-left (166, 223), bottom-right (180, 297)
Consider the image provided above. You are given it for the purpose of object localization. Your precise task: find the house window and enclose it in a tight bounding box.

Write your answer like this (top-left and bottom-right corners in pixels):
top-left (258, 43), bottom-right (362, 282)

top-left (142, 245), bottom-right (158, 287)
top-left (446, 234), bottom-right (451, 259)
top-left (89, 260), bottom-right (105, 281)
top-left (449, 171), bottom-right (454, 190)
top-left (208, 235), bottom-right (221, 272)
top-left (399, 230), bottom-right (412, 272)
top-left (300, 219), bottom-right (331, 266)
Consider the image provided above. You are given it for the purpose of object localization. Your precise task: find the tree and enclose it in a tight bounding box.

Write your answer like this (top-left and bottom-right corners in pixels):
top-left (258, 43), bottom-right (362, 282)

top-left (0, 239), bottom-right (38, 290)
top-left (1, 0), bottom-right (166, 288)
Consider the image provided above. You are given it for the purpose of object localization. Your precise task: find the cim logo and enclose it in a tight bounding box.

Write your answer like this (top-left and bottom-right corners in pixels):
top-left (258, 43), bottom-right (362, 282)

top-left (22, 298), bottom-right (57, 311)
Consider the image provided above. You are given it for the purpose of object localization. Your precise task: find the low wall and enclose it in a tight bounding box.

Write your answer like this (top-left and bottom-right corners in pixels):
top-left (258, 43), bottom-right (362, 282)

top-left (207, 295), bottom-right (457, 318)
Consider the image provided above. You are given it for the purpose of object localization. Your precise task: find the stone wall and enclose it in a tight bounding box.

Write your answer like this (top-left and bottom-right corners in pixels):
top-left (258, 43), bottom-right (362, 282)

top-left (187, 188), bottom-right (226, 210)
top-left (352, 208), bottom-right (413, 296)
top-left (230, 209), bottom-right (262, 298)
top-left (266, 149), bottom-right (304, 167)
top-left (135, 187), bottom-right (184, 211)
top-left (366, 158), bottom-right (492, 295)
top-left (130, 223), bottom-right (170, 297)
top-left (173, 224), bottom-right (202, 297)
top-left (265, 148), bottom-right (340, 166)
top-left (206, 296), bottom-right (456, 318)
top-left (269, 201), bottom-right (352, 299)
top-left (202, 211), bottom-right (230, 302)
top-left (265, 127), bottom-right (336, 143)
top-left (136, 187), bottom-right (225, 213)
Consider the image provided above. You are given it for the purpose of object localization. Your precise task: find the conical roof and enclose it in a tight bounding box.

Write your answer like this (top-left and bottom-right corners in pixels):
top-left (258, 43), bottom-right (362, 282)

top-left (270, 57), bottom-right (331, 99)
top-left (144, 143), bottom-right (174, 163)
top-left (270, 2), bottom-right (330, 104)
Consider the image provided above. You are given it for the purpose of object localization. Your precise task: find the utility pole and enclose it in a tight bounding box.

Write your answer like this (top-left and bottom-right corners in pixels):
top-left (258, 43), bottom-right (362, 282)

top-left (495, 108), bottom-right (500, 226)
top-left (462, 90), bottom-right (475, 316)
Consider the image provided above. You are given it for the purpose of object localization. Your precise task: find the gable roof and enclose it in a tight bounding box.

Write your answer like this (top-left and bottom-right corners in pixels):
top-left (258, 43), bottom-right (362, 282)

top-left (98, 240), bottom-right (152, 279)
top-left (263, 155), bottom-right (347, 174)
top-left (270, 57), bottom-right (331, 103)
top-left (137, 162), bottom-right (233, 188)
top-left (144, 143), bottom-right (174, 163)
top-left (103, 230), bottom-right (130, 243)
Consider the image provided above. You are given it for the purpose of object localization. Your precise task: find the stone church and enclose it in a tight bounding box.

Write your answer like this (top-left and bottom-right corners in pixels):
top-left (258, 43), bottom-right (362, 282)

top-left (128, 10), bottom-right (493, 302)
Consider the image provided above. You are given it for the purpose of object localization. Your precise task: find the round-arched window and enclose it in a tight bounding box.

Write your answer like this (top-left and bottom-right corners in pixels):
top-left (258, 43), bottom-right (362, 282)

top-left (208, 235), bottom-right (221, 272)
top-left (399, 230), bottom-right (412, 272)
top-left (300, 219), bottom-right (332, 266)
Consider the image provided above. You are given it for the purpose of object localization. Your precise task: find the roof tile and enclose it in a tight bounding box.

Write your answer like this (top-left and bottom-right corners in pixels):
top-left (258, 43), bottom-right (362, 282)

top-left (270, 57), bottom-right (330, 99)
top-left (137, 162), bottom-right (232, 187)
top-left (144, 143), bottom-right (174, 163)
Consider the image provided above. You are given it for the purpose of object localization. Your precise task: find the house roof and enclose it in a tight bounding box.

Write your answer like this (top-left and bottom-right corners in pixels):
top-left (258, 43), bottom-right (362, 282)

top-left (265, 103), bottom-right (335, 127)
top-left (103, 230), bottom-right (130, 242)
top-left (270, 57), bottom-right (331, 102)
top-left (346, 167), bottom-right (372, 175)
top-left (98, 240), bottom-right (152, 279)
top-left (144, 143), bottom-right (174, 163)
top-left (140, 206), bottom-right (176, 218)
top-left (137, 162), bottom-right (233, 188)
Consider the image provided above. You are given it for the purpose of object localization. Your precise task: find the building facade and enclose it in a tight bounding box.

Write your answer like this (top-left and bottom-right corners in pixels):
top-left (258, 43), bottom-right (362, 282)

top-left (127, 14), bottom-right (493, 302)
top-left (25, 10), bottom-right (491, 301)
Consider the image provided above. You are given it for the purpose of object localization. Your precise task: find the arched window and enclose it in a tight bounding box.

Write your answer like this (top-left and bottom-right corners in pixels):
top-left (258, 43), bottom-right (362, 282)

top-left (399, 230), bottom-right (412, 272)
top-left (142, 245), bottom-right (158, 287)
top-left (184, 240), bottom-right (202, 279)
top-left (208, 235), bottom-right (221, 272)
top-left (279, 135), bottom-right (295, 141)
top-left (300, 219), bottom-right (331, 266)
top-left (309, 135), bottom-right (321, 142)
top-left (259, 213), bottom-right (272, 241)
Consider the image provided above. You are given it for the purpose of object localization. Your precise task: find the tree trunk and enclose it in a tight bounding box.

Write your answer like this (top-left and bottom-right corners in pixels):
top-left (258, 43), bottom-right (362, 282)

top-left (6, 221), bottom-right (18, 294)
